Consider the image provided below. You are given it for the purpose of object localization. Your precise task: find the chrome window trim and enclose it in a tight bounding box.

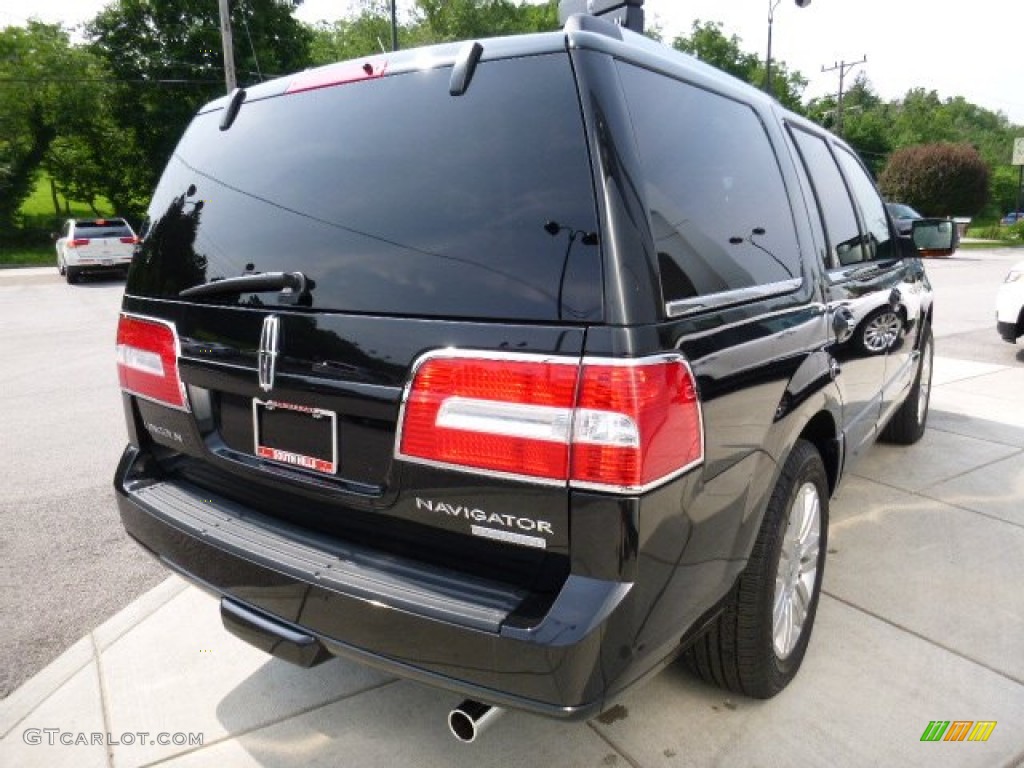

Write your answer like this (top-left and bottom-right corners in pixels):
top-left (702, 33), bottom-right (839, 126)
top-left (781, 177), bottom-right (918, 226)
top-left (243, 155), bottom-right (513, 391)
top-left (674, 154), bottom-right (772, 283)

top-left (665, 277), bottom-right (803, 319)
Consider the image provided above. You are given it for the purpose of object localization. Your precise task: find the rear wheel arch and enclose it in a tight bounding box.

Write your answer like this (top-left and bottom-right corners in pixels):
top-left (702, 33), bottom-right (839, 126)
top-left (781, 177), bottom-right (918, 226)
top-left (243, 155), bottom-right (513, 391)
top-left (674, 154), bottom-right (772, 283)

top-left (797, 411), bottom-right (840, 496)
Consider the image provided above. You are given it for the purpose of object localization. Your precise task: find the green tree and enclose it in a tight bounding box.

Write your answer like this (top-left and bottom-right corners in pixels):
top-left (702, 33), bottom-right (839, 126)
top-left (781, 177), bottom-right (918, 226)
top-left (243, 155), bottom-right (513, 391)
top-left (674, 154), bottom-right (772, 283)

top-left (87, 0), bottom-right (313, 210)
top-left (807, 75), bottom-right (892, 174)
top-left (309, 1), bottom-right (396, 63)
top-left (414, 0), bottom-right (557, 42)
top-left (672, 20), bottom-right (805, 111)
top-left (309, 0), bottom-right (557, 65)
top-left (878, 142), bottom-right (989, 217)
top-left (0, 22), bottom-right (88, 230)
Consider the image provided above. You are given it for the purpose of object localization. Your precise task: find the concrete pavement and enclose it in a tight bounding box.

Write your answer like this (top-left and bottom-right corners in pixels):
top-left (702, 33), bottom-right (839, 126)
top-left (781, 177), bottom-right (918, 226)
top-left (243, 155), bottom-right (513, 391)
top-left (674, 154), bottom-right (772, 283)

top-left (2, 351), bottom-right (1023, 767)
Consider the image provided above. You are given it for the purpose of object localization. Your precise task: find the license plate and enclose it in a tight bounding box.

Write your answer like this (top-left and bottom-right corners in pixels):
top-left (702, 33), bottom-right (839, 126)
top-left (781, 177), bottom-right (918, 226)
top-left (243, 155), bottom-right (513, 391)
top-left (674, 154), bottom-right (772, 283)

top-left (101, 259), bottom-right (113, 266)
top-left (252, 399), bottom-right (337, 475)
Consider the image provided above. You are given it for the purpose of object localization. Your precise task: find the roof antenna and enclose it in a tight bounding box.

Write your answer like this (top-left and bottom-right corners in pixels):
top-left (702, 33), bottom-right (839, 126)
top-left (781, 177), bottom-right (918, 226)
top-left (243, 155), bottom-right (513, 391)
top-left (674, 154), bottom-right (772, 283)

top-left (558, 0), bottom-right (645, 33)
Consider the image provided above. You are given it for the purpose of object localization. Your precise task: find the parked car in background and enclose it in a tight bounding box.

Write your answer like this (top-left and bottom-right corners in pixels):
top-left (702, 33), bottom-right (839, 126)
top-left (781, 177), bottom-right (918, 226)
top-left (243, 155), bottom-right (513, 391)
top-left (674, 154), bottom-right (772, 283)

top-left (54, 217), bottom-right (138, 284)
top-left (1001, 211), bottom-right (1024, 227)
top-left (886, 202), bottom-right (924, 236)
top-left (996, 259), bottom-right (1024, 343)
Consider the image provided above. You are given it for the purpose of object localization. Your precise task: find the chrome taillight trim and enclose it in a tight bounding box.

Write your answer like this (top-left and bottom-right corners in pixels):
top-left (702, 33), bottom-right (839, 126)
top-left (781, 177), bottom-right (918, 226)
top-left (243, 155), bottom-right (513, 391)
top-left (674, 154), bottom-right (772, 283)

top-left (116, 312), bottom-right (191, 412)
top-left (393, 348), bottom-right (705, 495)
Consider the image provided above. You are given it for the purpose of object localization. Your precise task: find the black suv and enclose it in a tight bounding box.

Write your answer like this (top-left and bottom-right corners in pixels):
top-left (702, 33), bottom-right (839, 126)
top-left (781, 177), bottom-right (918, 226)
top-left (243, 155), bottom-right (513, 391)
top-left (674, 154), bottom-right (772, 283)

top-left (113, 4), bottom-right (952, 739)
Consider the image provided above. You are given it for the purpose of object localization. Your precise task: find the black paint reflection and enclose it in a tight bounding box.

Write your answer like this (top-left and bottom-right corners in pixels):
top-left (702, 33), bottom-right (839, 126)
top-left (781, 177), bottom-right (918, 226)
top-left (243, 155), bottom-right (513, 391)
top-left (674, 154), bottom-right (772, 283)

top-left (129, 186), bottom-right (208, 297)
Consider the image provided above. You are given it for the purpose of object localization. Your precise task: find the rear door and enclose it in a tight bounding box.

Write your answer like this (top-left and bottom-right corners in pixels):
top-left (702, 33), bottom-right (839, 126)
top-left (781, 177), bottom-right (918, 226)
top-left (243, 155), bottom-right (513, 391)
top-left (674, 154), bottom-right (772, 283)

top-left (123, 51), bottom-right (602, 592)
top-left (831, 147), bottom-right (925, 411)
top-left (787, 126), bottom-right (901, 464)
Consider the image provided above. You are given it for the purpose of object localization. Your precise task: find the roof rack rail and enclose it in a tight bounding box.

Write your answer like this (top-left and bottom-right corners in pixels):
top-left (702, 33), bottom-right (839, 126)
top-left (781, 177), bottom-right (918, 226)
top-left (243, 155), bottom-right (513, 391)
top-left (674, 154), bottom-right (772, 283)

top-left (558, 0), bottom-right (644, 34)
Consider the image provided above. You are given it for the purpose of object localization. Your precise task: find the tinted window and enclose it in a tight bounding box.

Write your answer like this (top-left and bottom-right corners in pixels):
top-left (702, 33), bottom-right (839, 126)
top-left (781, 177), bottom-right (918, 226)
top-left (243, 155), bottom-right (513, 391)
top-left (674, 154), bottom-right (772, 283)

top-left (835, 147), bottom-right (896, 261)
top-left (789, 128), bottom-right (865, 268)
top-left (74, 220), bottom-right (133, 238)
top-left (130, 55), bottom-right (601, 321)
top-left (886, 203), bottom-right (921, 220)
top-left (616, 63), bottom-right (801, 302)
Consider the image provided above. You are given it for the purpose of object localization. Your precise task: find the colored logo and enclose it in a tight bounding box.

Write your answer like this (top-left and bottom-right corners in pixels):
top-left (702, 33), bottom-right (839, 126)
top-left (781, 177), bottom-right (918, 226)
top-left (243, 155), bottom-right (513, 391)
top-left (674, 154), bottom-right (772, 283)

top-left (921, 721), bottom-right (996, 742)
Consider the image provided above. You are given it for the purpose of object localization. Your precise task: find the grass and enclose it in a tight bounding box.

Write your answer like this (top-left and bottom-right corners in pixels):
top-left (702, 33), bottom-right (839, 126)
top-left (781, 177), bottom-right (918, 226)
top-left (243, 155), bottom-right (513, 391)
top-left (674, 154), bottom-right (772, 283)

top-left (959, 240), bottom-right (1024, 250)
top-left (0, 243), bottom-right (55, 267)
top-left (0, 174), bottom-right (117, 267)
top-left (19, 173), bottom-right (115, 221)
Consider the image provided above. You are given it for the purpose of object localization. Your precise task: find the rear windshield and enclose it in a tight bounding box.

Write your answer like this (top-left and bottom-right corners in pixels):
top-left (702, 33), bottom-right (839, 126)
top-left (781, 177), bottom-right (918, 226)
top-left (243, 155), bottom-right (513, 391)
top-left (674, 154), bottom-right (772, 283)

top-left (75, 220), bottom-right (133, 238)
top-left (129, 53), bottom-right (602, 321)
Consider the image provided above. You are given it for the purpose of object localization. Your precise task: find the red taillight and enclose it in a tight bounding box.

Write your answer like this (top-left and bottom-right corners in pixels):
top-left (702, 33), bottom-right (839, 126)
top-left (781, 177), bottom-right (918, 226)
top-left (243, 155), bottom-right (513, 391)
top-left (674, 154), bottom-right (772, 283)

top-left (399, 356), bottom-right (578, 481)
top-left (397, 352), bottom-right (703, 493)
top-left (115, 315), bottom-right (188, 410)
top-left (68, 239), bottom-right (90, 248)
top-left (571, 361), bottom-right (702, 489)
top-left (119, 236), bottom-right (139, 244)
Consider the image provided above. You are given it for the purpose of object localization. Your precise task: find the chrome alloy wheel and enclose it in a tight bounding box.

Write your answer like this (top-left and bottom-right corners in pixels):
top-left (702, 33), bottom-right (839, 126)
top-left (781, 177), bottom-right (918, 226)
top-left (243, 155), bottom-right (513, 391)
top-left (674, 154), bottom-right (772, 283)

top-left (862, 311), bottom-right (902, 353)
top-left (772, 482), bottom-right (821, 660)
top-left (917, 337), bottom-right (933, 425)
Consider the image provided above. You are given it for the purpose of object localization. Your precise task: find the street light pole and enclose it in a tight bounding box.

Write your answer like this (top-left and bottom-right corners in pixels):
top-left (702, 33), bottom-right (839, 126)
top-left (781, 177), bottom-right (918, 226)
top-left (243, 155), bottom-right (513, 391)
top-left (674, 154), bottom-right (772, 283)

top-left (764, 0), bottom-right (810, 96)
top-left (764, 0), bottom-right (780, 95)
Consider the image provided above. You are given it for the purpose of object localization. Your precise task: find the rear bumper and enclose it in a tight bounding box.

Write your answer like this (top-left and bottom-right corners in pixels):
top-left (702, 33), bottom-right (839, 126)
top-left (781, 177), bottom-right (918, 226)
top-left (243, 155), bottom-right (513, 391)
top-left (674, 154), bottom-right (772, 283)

top-left (66, 256), bottom-right (133, 272)
top-left (115, 447), bottom-right (655, 719)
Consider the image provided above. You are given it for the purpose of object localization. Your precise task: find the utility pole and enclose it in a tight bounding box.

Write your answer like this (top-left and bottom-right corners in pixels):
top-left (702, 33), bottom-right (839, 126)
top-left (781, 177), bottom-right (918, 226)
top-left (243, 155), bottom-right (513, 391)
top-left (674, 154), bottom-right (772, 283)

top-left (218, 0), bottom-right (238, 93)
top-left (391, 0), bottom-right (399, 51)
top-left (821, 56), bottom-right (866, 137)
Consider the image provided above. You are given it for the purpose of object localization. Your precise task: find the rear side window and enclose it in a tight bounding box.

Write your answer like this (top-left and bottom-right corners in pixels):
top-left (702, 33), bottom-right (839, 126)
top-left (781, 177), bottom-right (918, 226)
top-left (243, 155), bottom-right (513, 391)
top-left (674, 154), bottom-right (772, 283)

top-left (129, 54), bottom-right (601, 322)
top-left (615, 63), bottom-right (801, 303)
top-left (789, 128), bottom-right (867, 268)
top-left (833, 147), bottom-right (897, 261)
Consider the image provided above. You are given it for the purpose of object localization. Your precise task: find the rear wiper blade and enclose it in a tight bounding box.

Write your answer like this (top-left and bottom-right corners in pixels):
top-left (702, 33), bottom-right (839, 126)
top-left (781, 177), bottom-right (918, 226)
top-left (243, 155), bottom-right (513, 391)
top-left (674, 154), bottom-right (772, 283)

top-left (179, 271), bottom-right (314, 306)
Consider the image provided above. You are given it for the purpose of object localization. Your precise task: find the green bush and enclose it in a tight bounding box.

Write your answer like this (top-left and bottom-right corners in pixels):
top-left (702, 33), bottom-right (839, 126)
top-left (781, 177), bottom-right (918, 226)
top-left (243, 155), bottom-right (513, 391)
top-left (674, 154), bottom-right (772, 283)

top-left (878, 142), bottom-right (989, 217)
top-left (1005, 220), bottom-right (1024, 241)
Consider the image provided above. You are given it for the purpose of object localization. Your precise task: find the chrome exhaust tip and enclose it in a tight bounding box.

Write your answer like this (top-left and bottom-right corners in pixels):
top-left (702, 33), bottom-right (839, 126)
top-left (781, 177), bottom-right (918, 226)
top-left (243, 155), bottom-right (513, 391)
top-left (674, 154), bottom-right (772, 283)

top-left (448, 700), bottom-right (504, 743)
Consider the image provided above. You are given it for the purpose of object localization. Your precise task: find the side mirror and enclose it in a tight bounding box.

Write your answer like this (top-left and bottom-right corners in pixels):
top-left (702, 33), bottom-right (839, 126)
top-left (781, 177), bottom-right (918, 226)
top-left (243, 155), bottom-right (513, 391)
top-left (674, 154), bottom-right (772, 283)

top-left (911, 218), bottom-right (956, 258)
top-left (51, 232), bottom-right (59, 241)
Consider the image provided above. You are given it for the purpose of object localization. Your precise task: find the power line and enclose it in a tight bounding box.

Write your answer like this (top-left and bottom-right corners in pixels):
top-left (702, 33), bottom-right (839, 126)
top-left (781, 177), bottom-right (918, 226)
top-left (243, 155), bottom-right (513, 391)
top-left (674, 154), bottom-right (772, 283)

top-left (0, 77), bottom-right (225, 85)
top-left (821, 56), bottom-right (866, 137)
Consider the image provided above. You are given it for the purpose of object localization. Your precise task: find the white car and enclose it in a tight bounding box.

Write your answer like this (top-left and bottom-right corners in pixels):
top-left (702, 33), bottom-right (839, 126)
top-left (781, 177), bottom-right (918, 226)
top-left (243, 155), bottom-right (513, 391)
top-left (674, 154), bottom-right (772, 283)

top-left (996, 259), bottom-right (1024, 343)
top-left (55, 218), bottom-right (138, 284)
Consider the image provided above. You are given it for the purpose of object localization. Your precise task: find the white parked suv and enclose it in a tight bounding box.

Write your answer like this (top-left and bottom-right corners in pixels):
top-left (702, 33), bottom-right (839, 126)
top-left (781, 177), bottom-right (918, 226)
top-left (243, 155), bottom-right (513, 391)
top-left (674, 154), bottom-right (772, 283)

top-left (996, 259), bottom-right (1024, 343)
top-left (55, 218), bottom-right (138, 284)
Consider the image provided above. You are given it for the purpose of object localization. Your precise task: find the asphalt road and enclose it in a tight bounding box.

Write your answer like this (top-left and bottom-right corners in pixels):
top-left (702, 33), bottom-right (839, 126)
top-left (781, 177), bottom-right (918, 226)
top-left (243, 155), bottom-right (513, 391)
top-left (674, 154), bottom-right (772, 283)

top-left (0, 269), bottom-right (165, 699)
top-left (0, 245), bottom-right (1020, 701)
top-left (923, 246), bottom-right (1024, 363)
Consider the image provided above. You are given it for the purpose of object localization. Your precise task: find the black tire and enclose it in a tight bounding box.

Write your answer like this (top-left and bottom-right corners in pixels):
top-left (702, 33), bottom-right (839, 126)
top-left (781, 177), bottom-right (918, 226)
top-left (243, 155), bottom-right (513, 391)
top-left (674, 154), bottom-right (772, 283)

top-left (57, 257), bottom-right (65, 276)
top-left (881, 325), bottom-right (933, 445)
top-left (683, 439), bottom-right (829, 698)
top-left (66, 266), bottom-right (81, 285)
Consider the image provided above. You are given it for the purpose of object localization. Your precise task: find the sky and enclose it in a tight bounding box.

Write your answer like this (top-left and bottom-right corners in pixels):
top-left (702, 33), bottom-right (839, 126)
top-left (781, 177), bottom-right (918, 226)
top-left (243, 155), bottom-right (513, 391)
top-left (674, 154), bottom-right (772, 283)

top-left (3, 0), bottom-right (1021, 133)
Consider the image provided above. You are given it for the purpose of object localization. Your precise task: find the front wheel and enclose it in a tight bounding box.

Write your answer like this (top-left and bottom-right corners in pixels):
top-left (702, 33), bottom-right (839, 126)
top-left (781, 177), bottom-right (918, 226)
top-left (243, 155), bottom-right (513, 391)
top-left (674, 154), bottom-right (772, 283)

top-left (881, 326), bottom-right (933, 445)
top-left (684, 439), bottom-right (828, 698)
